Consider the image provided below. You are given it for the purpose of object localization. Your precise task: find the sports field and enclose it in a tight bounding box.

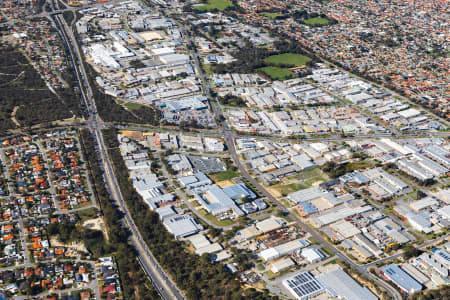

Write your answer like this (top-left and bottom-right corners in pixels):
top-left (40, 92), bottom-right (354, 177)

top-left (264, 53), bottom-right (312, 67)
top-left (304, 17), bottom-right (329, 26)
top-left (195, 0), bottom-right (233, 11)
top-left (257, 67), bottom-right (294, 80)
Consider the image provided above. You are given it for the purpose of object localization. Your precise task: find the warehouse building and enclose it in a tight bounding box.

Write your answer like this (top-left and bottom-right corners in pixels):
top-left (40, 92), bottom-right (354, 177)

top-left (178, 172), bottom-right (212, 189)
top-left (200, 185), bottom-right (244, 218)
top-left (283, 272), bottom-right (325, 300)
top-left (381, 264), bottom-right (423, 294)
top-left (271, 258), bottom-right (295, 273)
top-left (163, 214), bottom-right (203, 239)
top-left (317, 267), bottom-right (378, 300)
top-left (259, 239), bottom-right (309, 261)
top-left (301, 248), bottom-right (325, 264)
top-left (288, 187), bottom-right (342, 207)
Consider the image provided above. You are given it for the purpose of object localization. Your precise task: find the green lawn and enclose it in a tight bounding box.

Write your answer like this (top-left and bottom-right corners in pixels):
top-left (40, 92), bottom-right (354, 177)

top-left (260, 12), bottom-right (283, 20)
top-left (124, 102), bottom-right (145, 111)
top-left (265, 269), bottom-right (291, 280)
top-left (195, 0), bottom-right (233, 11)
top-left (304, 17), bottom-right (329, 26)
top-left (272, 167), bottom-right (329, 195)
top-left (320, 246), bottom-right (335, 257)
top-left (209, 170), bottom-right (240, 182)
top-left (198, 208), bottom-right (236, 226)
top-left (264, 53), bottom-right (311, 67)
top-left (76, 207), bottom-right (98, 222)
top-left (257, 66), bottom-right (294, 81)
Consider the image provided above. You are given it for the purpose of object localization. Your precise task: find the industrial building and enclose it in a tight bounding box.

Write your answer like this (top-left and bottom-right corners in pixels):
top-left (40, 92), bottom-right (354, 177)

top-left (317, 267), bottom-right (378, 300)
top-left (199, 185), bottom-right (244, 218)
top-left (178, 172), bottom-right (212, 189)
top-left (301, 248), bottom-right (325, 264)
top-left (259, 239), bottom-right (309, 261)
top-left (163, 214), bottom-right (203, 239)
top-left (283, 272), bottom-right (325, 300)
top-left (381, 264), bottom-right (423, 294)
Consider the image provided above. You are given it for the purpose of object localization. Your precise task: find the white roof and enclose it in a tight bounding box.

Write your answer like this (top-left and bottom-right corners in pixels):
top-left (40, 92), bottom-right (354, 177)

top-left (398, 108), bottom-right (421, 119)
top-left (271, 257), bottom-right (295, 273)
top-left (301, 248), bottom-right (324, 261)
top-left (437, 205), bottom-right (450, 220)
top-left (256, 217), bottom-right (285, 233)
top-left (196, 243), bottom-right (223, 255)
top-left (260, 248), bottom-right (279, 261)
top-left (409, 197), bottom-right (438, 212)
top-left (187, 234), bottom-right (210, 249)
top-left (151, 47), bottom-right (175, 56)
top-left (317, 268), bottom-right (378, 300)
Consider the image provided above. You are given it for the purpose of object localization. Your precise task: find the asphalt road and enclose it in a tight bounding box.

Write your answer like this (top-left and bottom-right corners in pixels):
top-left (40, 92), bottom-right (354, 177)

top-left (179, 19), bottom-right (403, 300)
top-left (51, 4), bottom-right (185, 299)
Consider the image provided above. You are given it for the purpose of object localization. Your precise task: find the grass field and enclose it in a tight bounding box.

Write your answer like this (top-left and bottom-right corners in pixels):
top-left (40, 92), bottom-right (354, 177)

top-left (124, 102), bottom-right (145, 111)
top-left (209, 170), bottom-right (240, 182)
top-left (195, 0), bottom-right (233, 11)
top-left (264, 53), bottom-right (311, 67)
top-left (304, 17), bottom-right (329, 26)
top-left (320, 246), bottom-right (335, 257)
top-left (198, 208), bottom-right (236, 226)
top-left (257, 66), bottom-right (294, 80)
top-left (270, 167), bottom-right (329, 196)
top-left (260, 12), bottom-right (283, 19)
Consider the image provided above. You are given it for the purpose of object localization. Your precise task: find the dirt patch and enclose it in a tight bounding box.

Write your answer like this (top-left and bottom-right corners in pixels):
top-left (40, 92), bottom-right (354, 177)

top-left (216, 180), bottom-right (235, 188)
top-left (265, 186), bottom-right (282, 198)
top-left (83, 217), bottom-right (109, 241)
top-left (11, 106), bottom-right (20, 127)
top-left (50, 236), bottom-right (88, 253)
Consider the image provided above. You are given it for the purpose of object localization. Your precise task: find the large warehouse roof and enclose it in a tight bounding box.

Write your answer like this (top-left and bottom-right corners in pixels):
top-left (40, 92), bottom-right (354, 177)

top-left (283, 272), bottom-right (325, 300)
top-left (317, 268), bottom-right (378, 300)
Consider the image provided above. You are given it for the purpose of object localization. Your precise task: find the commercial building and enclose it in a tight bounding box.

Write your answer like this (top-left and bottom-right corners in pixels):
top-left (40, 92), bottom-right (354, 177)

top-left (381, 264), bottom-right (423, 294)
top-left (255, 217), bottom-right (286, 234)
top-left (199, 185), bottom-right (244, 218)
top-left (288, 187), bottom-right (342, 207)
top-left (163, 214), bottom-right (203, 239)
top-left (270, 257), bottom-right (295, 273)
top-left (178, 172), bottom-right (212, 189)
top-left (283, 272), bottom-right (325, 300)
top-left (163, 96), bottom-right (208, 112)
top-left (259, 239), bottom-right (309, 261)
top-left (223, 184), bottom-right (257, 202)
top-left (317, 268), bottom-right (378, 300)
top-left (301, 248), bottom-right (325, 264)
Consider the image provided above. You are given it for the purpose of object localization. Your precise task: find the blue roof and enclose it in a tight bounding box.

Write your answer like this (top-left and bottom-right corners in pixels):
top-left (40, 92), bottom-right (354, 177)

top-left (298, 202), bottom-right (318, 214)
top-left (223, 184), bottom-right (257, 200)
top-left (381, 264), bottom-right (422, 293)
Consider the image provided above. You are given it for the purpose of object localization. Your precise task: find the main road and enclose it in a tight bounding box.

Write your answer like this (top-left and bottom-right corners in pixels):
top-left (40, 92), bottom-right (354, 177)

top-left (50, 2), bottom-right (184, 299)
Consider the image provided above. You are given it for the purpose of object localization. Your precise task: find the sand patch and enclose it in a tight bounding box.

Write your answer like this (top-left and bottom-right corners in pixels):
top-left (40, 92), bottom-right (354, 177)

top-left (83, 217), bottom-right (109, 240)
top-left (216, 180), bottom-right (235, 188)
top-left (50, 236), bottom-right (88, 253)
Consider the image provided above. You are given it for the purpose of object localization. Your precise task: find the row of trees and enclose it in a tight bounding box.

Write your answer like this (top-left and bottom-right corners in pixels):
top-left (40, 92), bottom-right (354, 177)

top-left (79, 129), bottom-right (160, 300)
top-left (102, 128), bottom-right (278, 300)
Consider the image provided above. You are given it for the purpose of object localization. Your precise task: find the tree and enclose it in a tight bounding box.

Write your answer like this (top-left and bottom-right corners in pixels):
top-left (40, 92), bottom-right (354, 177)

top-left (402, 245), bottom-right (422, 260)
top-left (416, 190), bottom-right (427, 200)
